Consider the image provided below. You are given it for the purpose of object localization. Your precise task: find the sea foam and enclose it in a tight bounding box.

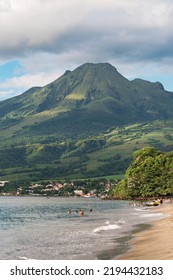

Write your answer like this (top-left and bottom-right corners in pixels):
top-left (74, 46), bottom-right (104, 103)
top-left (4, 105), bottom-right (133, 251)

top-left (141, 212), bottom-right (163, 218)
top-left (93, 223), bottom-right (120, 233)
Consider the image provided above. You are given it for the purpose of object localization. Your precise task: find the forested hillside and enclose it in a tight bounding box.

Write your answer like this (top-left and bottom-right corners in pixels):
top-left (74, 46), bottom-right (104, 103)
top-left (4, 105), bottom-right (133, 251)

top-left (1, 63), bottom-right (173, 184)
top-left (111, 146), bottom-right (173, 199)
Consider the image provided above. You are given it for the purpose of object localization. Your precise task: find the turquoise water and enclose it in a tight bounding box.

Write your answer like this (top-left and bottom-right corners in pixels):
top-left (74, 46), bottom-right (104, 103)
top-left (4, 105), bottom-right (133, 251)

top-left (0, 196), bottom-right (164, 260)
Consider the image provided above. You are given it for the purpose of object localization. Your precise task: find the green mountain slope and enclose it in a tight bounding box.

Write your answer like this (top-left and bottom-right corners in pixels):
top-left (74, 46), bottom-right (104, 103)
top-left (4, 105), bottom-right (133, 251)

top-left (1, 62), bottom-right (173, 140)
top-left (1, 62), bottom-right (173, 182)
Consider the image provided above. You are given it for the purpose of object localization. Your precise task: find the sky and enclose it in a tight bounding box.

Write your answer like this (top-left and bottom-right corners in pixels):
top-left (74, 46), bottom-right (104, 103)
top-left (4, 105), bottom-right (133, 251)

top-left (1, 0), bottom-right (173, 100)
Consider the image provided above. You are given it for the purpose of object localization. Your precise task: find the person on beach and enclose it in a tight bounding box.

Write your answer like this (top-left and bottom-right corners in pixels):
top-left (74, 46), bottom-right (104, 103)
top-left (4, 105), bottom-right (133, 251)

top-left (160, 199), bottom-right (163, 205)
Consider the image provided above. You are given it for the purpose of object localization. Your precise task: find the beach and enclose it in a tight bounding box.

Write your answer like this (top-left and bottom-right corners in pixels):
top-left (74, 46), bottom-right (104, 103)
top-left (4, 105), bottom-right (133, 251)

top-left (116, 200), bottom-right (173, 260)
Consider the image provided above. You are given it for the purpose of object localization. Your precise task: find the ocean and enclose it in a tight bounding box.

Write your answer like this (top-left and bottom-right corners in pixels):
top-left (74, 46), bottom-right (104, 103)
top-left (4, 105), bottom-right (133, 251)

top-left (0, 196), bottom-right (164, 260)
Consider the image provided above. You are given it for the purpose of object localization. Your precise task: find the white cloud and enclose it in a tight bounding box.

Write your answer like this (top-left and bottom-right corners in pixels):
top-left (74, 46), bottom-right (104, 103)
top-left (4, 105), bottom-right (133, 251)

top-left (0, 72), bottom-right (58, 89)
top-left (0, 0), bottom-right (11, 11)
top-left (1, 0), bottom-right (173, 99)
top-left (0, 0), bottom-right (173, 59)
top-left (0, 70), bottom-right (61, 100)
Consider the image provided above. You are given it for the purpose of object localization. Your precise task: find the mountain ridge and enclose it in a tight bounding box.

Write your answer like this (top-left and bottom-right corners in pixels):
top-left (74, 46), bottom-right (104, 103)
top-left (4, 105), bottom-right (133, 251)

top-left (1, 62), bottom-right (173, 182)
top-left (0, 62), bottom-right (173, 140)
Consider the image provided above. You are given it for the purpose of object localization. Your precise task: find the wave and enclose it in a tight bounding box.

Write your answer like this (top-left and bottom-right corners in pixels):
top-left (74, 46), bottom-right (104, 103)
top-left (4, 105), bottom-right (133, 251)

top-left (141, 212), bottom-right (163, 218)
top-left (18, 256), bottom-right (37, 260)
top-left (93, 223), bottom-right (120, 233)
top-left (134, 208), bottom-right (146, 212)
top-left (117, 218), bottom-right (125, 225)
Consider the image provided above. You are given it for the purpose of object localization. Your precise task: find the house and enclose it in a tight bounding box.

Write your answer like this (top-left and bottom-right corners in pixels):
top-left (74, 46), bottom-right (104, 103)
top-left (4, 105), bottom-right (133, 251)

top-left (74, 190), bottom-right (84, 196)
top-left (0, 181), bottom-right (9, 187)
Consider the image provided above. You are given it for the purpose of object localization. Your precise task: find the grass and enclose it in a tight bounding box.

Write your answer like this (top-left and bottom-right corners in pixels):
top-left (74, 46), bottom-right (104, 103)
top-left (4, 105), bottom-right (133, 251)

top-left (65, 93), bottom-right (85, 100)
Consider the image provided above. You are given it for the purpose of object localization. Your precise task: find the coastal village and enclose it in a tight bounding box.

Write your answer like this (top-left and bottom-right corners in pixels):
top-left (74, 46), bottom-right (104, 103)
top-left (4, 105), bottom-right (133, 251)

top-left (0, 179), bottom-right (113, 197)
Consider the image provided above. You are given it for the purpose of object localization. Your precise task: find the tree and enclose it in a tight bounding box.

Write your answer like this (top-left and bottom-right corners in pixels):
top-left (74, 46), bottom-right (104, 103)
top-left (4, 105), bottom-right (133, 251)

top-left (111, 147), bottom-right (173, 199)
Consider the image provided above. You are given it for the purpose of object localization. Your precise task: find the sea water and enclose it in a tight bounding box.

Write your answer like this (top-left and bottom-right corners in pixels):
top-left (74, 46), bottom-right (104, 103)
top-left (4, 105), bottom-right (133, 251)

top-left (0, 196), bottom-right (164, 260)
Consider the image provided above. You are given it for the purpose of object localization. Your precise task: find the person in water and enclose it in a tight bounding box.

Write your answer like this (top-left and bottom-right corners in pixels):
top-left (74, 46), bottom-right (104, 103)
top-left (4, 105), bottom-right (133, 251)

top-left (67, 209), bottom-right (72, 214)
top-left (79, 209), bottom-right (84, 217)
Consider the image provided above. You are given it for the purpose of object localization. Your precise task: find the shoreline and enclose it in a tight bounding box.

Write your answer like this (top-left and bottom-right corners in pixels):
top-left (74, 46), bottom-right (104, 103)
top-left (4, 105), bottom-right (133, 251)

top-left (115, 201), bottom-right (173, 260)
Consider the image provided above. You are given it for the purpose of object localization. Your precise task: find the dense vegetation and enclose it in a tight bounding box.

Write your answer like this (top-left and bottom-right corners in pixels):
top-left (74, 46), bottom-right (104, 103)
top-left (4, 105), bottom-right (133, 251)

top-left (111, 146), bottom-right (173, 199)
top-left (0, 120), bottom-right (173, 184)
top-left (1, 63), bottom-right (173, 186)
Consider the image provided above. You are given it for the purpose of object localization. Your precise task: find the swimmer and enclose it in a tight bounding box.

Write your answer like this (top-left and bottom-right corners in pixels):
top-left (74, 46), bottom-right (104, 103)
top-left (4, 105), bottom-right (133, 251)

top-left (79, 209), bottom-right (84, 217)
top-left (67, 209), bottom-right (72, 214)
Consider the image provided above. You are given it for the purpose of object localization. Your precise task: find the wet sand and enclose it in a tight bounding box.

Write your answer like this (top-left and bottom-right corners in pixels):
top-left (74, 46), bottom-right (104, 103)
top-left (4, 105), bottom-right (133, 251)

top-left (116, 201), bottom-right (173, 260)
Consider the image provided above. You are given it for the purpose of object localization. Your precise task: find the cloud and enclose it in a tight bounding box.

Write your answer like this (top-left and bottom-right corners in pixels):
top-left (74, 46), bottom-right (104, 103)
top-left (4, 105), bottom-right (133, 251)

top-left (0, 0), bottom-right (11, 11)
top-left (0, 69), bottom-right (61, 100)
top-left (0, 0), bottom-right (173, 61)
top-left (1, 0), bottom-right (173, 100)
